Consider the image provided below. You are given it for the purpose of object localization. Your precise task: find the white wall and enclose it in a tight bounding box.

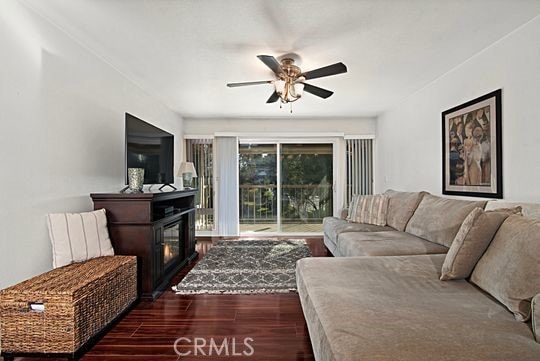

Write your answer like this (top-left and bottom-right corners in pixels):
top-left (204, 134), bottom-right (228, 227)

top-left (0, 1), bottom-right (183, 289)
top-left (183, 117), bottom-right (376, 136)
top-left (376, 16), bottom-right (540, 202)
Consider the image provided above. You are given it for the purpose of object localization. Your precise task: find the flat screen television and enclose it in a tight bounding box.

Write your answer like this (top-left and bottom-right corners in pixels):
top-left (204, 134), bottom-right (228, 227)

top-left (125, 113), bottom-right (174, 185)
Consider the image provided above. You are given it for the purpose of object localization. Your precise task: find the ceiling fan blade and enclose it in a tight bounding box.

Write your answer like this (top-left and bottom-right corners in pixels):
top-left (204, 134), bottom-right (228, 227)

top-left (302, 83), bottom-right (334, 99)
top-left (227, 80), bottom-right (272, 87)
top-left (266, 91), bottom-right (280, 103)
top-left (302, 62), bottom-right (347, 80)
top-left (257, 55), bottom-right (283, 76)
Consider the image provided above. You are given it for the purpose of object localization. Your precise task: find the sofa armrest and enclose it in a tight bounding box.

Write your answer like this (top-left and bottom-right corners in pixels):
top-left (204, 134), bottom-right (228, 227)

top-left (340, 208), bottom-right (349, 220)
top-left (533, 294), bottom-right (540, 343)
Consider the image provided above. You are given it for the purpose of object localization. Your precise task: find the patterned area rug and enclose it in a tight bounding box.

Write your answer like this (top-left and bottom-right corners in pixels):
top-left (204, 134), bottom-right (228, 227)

top-left (172, 239), bottom-right (311, 294)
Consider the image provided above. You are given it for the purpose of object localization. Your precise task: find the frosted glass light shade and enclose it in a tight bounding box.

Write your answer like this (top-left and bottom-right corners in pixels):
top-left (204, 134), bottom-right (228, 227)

top-left (293, 82), bottom-right (304, 97)
top-left (274, 79), bottom-right (286, 94)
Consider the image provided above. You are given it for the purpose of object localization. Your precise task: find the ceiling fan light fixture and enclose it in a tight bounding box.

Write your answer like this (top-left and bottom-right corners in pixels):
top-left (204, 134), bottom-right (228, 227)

top-left (274, 76), bottom-right (304, 103)
top-left (274, 79), bottom-right (286, 95)
top-left (277, 81), bottom-right (300, 103)
top-left (293, 82), bottom-right (304, 98)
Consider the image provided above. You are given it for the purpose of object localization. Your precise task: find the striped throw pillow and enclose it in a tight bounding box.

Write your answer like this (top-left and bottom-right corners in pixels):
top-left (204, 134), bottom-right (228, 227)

top-left (348, 194), bottom-right (389, 226)
top-left (47, 209), bottom-right (115, 268)
top-left (346, 195), bottom-right (361, 222)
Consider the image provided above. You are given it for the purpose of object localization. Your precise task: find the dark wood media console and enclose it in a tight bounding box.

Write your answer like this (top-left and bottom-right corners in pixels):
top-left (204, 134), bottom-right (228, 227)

top-left (91, 189), bottom-right (197, 300)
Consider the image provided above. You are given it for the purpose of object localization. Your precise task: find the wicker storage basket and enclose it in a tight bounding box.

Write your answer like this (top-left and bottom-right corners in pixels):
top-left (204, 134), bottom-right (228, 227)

top-left (0, 256), bottom-right (137, 355)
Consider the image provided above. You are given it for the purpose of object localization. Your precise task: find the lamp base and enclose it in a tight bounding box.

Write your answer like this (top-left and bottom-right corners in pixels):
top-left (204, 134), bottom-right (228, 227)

top-left (182, 173), bottom-right (194, 188)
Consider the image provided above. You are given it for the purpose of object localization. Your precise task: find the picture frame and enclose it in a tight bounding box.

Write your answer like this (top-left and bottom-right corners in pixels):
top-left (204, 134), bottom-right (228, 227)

top-left (442, 89), bottom-right (502, 198)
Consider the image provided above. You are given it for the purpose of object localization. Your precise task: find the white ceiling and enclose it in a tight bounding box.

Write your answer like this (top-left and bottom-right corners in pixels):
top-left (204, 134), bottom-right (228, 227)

top-left (22, 0), bottom-right (540, 118)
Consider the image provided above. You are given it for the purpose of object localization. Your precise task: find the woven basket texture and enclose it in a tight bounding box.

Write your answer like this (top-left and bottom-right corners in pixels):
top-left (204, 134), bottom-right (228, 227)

top-left (0, 255), bottom-right (137, 353)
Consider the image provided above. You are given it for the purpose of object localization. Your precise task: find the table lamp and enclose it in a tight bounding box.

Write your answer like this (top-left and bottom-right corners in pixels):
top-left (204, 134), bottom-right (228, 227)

top-left (178, 162), bottom-right (197, 189)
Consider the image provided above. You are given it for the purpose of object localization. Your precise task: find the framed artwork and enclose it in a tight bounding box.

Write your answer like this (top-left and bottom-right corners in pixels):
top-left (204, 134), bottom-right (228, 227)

top-left (442, 89), bottom-right (502, 198)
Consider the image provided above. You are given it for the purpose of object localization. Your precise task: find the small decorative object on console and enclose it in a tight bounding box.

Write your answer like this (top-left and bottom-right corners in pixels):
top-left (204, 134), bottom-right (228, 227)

top-left (127, 167), bottom-right (144, 192)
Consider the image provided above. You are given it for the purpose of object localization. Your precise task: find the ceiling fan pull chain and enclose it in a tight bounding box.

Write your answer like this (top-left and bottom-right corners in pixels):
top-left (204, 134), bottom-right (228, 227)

top-left (290, 102), bottom-right (293, 114)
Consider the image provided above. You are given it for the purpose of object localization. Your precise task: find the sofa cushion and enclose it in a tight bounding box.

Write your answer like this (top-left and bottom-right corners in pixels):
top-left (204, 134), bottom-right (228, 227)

top-left (405, 194), bottom-right (487, 247)
top-left (296, 255), bottom-right (540, 361)
top-left (440, 207), bottom-right (520, 280)
top-left (337, 231), bottom-right (448, 257)
top-left (384, 190), bottom-right (427, 231)
top-left (47, 209), bottom-right (115, 268)
top-left (533, 294), bottom-right (540, 343)
top-left (486, 201), bottom-right (540, 220)
top-left (347, 194), bottom-right (389, 226)
top-left (471, 215), bottom-right (540, 321)
top-left (323, 233), bottom-right (338, 255)
top-left (323, 217), bottom-right (393, 243)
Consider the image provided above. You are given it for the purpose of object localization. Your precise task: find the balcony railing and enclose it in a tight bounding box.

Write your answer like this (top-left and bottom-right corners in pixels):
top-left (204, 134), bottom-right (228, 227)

top-left (239, 184), bottom-right (333, 224)
top-left (195, 184), bottom-right (333, 231)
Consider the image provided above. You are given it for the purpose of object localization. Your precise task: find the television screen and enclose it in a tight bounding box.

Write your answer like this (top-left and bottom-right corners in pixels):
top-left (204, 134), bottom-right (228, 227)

top-left (125, 113), bottom-right (174, 185)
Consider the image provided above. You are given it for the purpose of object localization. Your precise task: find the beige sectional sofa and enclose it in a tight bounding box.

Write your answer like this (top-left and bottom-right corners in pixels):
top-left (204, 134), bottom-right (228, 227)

top-left (298, 191), bottom-right (540, 361)
top-left (324, 191), bottom-right (488, 257)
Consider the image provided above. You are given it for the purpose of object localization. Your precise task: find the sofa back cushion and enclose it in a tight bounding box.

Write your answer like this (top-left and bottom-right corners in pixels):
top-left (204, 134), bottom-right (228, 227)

top-left (485, 201), bottom-right (540, 220)
top-left (405, 194), bottom-right (487, 247)
top-left (384, 190), bottom-right (428, 231)
top-left (440, 206), bottom-right (521, 280)
top-left (347, 194), bottom-right (389, 226)
top-left (470, 215), bottom-right (540, 321)
top-left (532, 294), bottom-right (540, 342)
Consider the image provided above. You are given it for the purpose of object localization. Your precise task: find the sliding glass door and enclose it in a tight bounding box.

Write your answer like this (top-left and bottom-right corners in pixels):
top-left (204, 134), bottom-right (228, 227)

top-left (239, 144), bottom-right (278, 232)
top-left (281, 144), bottom-right (333, 232)
top-left (239, 142), bottom-right (333, 234)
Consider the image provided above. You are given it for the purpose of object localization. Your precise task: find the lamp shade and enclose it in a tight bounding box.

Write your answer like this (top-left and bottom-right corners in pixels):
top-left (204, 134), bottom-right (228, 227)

top-left (178, 161), bottom-right (197, 178)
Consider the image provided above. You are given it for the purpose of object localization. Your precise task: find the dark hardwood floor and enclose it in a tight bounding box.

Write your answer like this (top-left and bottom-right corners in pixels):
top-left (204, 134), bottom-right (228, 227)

top-left (16, 237), bottom-right (327, 361)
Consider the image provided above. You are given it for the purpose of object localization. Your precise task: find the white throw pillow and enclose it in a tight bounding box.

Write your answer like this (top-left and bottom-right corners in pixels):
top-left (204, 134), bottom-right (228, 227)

top-left (47, 208), bottom-right (115, 268)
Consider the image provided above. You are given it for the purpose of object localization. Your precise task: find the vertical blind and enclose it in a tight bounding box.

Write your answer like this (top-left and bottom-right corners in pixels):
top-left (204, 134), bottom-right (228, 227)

top-left (186, 139), bottom-right (214, 231)
top-left (346, 138), bottom-right (373, 205)
top-left (215, 136), bottom-right (240, 236)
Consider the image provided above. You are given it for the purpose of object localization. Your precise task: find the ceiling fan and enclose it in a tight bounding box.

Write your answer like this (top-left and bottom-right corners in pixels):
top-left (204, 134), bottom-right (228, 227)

top-left (227, 55), bottom-right (347, 107)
